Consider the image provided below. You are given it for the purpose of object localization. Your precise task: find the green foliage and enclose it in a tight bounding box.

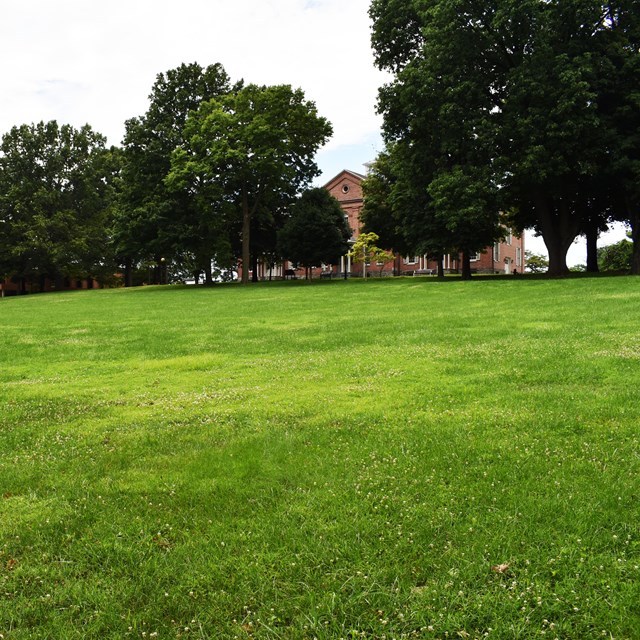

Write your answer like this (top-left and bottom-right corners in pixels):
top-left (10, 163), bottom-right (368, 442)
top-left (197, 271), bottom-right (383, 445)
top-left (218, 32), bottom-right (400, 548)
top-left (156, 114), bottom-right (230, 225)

top-left (277, 188), bottom-right (351, 276)
top-left (598, 238), bottom-right (634, 271)
top-left (117, 62), bottom-right (233, 283)
top-left (360, 148), bottom-right (411, 255)
top-left (0, 121), bottom-right (115, 285)
top-left (169, 84), bottom-right (332, 283)
top-left (525, 250), bottom-right (549, 274)
top-left (370, 0), bottom-right (640, 276)
top-left (348, 231), bottom-right (393, 277)
top-left (1, 278), bottom-right (639, 638)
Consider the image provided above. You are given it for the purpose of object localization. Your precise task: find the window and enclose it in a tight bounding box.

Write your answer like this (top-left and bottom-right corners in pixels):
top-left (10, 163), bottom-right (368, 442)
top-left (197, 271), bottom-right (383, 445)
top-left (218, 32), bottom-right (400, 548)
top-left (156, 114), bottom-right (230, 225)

top-left (493, 243), bottom-right (500, 262)
top-left (404, 256), bottom-right (418, 265)
top-left (470, 252), bottom-right (480, 262)
top-left (506, 229), bottom-right (513, 246)
top-left (516, 246), bottom-right (522, 267)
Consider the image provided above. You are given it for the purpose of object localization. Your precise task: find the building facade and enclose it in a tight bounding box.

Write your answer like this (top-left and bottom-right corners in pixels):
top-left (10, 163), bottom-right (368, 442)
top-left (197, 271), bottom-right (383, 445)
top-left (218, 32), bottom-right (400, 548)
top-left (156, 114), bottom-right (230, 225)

top-left (325, 169), bottom-right (525, 277)
top-left (241, 167), bottom-right (524, 280)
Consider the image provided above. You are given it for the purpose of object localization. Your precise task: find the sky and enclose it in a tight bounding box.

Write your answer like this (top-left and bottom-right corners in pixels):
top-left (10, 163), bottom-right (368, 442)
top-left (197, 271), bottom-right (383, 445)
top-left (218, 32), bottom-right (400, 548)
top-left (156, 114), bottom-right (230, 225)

top-left (0, 0), bottom-right (629, 264)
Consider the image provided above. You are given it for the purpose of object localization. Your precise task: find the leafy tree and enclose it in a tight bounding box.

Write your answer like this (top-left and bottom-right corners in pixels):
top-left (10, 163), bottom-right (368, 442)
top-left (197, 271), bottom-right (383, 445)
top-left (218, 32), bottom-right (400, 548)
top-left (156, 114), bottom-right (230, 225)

top-left (598, 238), bottom-right (634, 271)
top-left (0, 121), bottom-right (114, 290)
top-left (360, 147), bottom-right (411, 257)
top-left (525, 250), bottom-right (549, 274)
top-left (371, 0), bottom-right (506, 279)
top-left (370, 0), bottom-right (640, 277)
top-left (595, 4), bottom-right (640, 274)
top-left (277, 188), bottom-right (351, 279)
top-left (361, 144), bottom-right (456, 279)
top-left (348, 232), bottom-right (393, 279)
top-left (168, 84), bottom-right (332, 284)
top-left (117, 62), bottom-right (234, 285)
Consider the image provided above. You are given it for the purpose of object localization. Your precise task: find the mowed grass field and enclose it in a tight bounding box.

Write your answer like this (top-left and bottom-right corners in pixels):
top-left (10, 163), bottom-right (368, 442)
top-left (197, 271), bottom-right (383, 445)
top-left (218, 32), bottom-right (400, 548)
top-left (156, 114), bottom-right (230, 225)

top-left (1, 276), bottom-right (639, 640)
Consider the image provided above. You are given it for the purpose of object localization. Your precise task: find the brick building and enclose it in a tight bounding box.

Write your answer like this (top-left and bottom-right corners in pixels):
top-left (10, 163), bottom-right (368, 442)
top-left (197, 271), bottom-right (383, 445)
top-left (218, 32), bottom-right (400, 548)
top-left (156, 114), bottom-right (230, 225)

top-left (325, 168), bottom-right (525, 277)
top-left (239, 167), bottom-right (525, 280)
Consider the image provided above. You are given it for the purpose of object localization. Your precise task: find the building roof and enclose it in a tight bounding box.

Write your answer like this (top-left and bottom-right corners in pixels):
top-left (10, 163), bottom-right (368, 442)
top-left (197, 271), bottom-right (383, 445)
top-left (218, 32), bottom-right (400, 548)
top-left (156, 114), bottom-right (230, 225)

top-left (322, 169), bottom-right (366, 190)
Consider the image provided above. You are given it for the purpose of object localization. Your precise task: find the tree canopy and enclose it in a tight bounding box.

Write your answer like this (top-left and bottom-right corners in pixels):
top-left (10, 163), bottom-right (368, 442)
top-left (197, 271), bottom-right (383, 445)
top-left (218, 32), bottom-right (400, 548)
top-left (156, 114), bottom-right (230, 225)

top-left (370, 0), bottom-right (640, 276)
top-left (277, 187), bottom-right (351, 278)
top-left (168, 83), bottom-right (332, 284)
top-left (0, 121), bottom-right (115, 289)
top-left (116, 62), bottom-right (234, 285)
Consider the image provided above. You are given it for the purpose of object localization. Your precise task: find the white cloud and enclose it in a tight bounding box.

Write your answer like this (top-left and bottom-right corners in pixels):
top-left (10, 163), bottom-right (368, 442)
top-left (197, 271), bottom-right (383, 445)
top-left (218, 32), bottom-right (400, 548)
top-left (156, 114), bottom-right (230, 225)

top-left (0, 0), bottom-right (386, 172)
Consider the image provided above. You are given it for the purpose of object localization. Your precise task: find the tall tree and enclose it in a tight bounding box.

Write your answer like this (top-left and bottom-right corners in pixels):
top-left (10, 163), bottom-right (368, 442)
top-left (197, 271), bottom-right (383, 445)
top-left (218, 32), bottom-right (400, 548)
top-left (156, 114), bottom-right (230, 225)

top-left (371, 1), bottom-right (504, 277)
top-left (277, 187), bottom-right (351, 279)
top-left (594, 3), bottom-right (640, 274)
top-left (360, 147), bottom-right (411, 257)
top-left (371, 0), bottom-right (640, 276)
top-left (0, 121), bottom-right (114, 289)
top-left (168, 84), bottom-right (332, 284)
top-left (117, 62), bottom-right (234, 285)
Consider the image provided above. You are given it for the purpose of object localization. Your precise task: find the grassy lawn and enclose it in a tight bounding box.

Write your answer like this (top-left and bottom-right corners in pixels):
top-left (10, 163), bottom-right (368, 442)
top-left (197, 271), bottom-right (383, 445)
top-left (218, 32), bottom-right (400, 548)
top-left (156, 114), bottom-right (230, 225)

top-left (1, 276), bottom-right (639, 639)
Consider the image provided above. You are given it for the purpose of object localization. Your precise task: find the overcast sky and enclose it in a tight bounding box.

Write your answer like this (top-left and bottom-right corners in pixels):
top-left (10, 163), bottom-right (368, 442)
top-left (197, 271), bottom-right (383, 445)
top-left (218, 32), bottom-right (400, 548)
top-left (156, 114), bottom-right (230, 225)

top-left (0, 0), bottom-right (628, 264)
top-left (0, 0), bottom-right (386, 177)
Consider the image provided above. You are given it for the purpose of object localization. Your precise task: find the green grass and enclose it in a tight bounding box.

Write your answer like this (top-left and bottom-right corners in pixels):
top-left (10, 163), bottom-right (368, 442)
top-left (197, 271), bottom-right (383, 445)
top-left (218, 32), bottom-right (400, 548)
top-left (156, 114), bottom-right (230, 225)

top-left (1, 276), bottom-right (639, 639)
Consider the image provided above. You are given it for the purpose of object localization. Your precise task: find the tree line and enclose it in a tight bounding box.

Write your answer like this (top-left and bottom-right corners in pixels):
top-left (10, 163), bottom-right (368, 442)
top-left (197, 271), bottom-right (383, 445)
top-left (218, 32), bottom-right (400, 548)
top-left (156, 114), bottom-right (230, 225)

top-left (364, 0), bottom-right (640, 277)
top-left (0, 63), bottom-right (351, 290)
top-left (2, 2), bottom-right (639, 290)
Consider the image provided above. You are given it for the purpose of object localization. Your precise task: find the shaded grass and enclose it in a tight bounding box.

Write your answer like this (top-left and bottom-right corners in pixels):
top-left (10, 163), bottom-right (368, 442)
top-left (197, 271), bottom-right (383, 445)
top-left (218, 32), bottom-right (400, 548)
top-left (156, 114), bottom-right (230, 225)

top-left (1, 276), bottom-right (639, 639)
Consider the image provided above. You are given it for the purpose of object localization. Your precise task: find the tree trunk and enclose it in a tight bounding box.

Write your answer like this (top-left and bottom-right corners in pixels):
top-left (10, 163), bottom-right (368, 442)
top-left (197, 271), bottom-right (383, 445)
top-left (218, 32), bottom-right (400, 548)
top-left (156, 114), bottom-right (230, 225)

top-left (544, 236), bottom-right (573, 277)
top-left (535, 193), bottom-right (579, 277)
top-left (204, 261), bottom-right (213, 285)
top-left (437, 255), bottom-right (445, 278)
top-left (241, 188), bottom-right (251, 285)
top-left (585, 222), bottom-right (599, 273)
top-left (631, 211), bottom-right (640, 275)
top-left (124, 258), bottom-right (133, 288)
top-left (460, 250), bottom-right (472, 280)
top-left (251, 254), bottom-right (259, 283)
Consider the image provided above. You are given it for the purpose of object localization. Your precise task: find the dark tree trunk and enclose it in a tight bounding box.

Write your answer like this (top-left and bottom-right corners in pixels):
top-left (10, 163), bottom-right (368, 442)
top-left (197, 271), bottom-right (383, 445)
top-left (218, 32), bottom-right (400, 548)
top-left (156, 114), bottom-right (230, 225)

top-left (585, 222), bottom-right (599, 273)
top-left (251, 254), bottom-right (259, 283)
top-left (241, 188), bottom-right (250, 284)
top-left (204, 261), bottom-right (213, 285)
top-left (124, 258), bottom-right (133, 287)
top-left (631, 211), bottom-right (640, 275)
top-left (544, 237), bottom-right (573, 277)
top-left (460, 250), bottom-right (472, 280)
top-left (437, 255), bottom-right (445, 278)
top-left (535, 193), bottom-right (579, 277)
